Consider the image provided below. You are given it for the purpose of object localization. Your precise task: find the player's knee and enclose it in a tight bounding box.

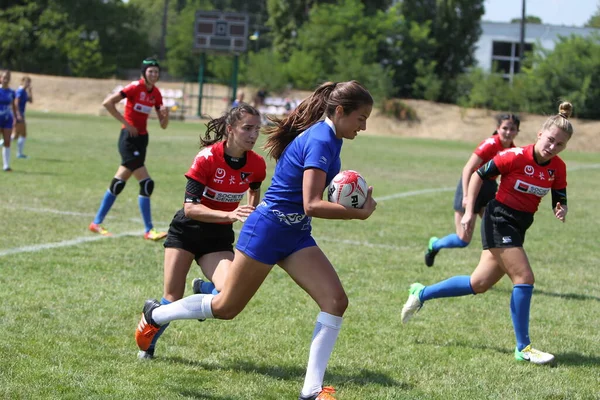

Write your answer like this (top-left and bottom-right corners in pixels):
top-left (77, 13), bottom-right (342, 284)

top-left (321, 291), bottom-right (348, 316)
top-left (139, 178), bottom-right (154, 197)
top-left (212, 302), bottom-right (244, 320)
top-left (109, 178), bottom-right (126, 196)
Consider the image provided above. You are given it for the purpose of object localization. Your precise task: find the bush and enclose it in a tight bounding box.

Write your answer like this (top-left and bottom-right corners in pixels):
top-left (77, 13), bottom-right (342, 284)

top-left (380, 99), bottom-right (419, 122)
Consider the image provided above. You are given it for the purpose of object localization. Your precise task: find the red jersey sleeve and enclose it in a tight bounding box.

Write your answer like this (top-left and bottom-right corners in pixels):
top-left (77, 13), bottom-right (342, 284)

top-left (185, 147), bottom-right (214, 185)
top-left (154, 88), bottom-right (163, 109)
top-left (121, 81), bottom-right (139, 101)
top-left (492, 146), bottom-right (518, 175)
top-left (249, 152), bottom-right (267, 183)
top-left (474, 136), bottom-right (500, 161)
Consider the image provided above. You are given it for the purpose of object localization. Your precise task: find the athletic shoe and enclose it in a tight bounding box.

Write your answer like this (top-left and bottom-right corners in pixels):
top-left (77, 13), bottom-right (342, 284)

top-left (191, 278), bottom-right (206, 322)
top-left (137, 349), bottom-right (154, 360)
top-left (515, 345), bottom-right (555, 365)
top-left (424, 236), bottom-right (439, 267)
top-left (135, 299), bottom-right (162, 351)
top-left (89, 222), bottom-right (112, 236)
top-left (401, 283), bottom-right (425, 324)
top-left (299, 386), bottom-right (336, 400)
top-left (144, 228), bottom-right (167, 241)
top-left (3, 167), bottom-right (11, 172)
top-left (16, 154), bottom-right (28, 159)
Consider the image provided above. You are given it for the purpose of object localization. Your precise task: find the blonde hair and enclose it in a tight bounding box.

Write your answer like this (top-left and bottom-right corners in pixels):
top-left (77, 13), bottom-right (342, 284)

top-left (542, 101), bottom-right (574, 138)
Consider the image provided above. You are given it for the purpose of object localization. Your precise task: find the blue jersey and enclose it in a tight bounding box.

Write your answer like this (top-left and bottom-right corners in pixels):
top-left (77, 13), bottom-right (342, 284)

top-left (0, 88), bottom-right (15, 117)
top-left (259, 118), bottom-right (342, 223)
top-left (16, 86), bottom-right (28, 115)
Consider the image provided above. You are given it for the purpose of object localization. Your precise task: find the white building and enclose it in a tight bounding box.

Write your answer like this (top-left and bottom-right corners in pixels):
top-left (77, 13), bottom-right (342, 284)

top-left (474, 21), bottom-right (598, 80)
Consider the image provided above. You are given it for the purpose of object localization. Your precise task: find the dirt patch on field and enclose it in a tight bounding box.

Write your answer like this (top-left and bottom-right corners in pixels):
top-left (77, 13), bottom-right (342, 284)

top-left (11, 71), bottom-right (599, 152)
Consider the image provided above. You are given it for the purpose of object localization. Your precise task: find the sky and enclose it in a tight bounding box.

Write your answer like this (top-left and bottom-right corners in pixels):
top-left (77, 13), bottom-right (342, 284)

top-left (483, 0), bottom-right (598, 27)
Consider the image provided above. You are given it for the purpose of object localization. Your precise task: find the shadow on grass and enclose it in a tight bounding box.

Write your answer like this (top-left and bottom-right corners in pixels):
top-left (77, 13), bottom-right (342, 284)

top-left (415, 338), bottom-right (600, 367)
top-left (554, 352), bottom-right (600, 367)
top-left (178, 392), bottom-right (238, 400)
top-left (164, 356), bottom-right (409, 390)
top-left (495, 287), bottom-right (600, 302)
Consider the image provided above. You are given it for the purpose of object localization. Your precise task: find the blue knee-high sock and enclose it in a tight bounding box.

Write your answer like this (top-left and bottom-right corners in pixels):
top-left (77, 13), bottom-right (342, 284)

top-left (432, 234), bottom-right (469, 251)
top-left (511, 284), bottom-right (533, 351)
top-left (93, 190), bottom-right (116, 224)
top-left (148, 297), bottom-right (171, 351)
top-left (420, 275), bottom-right (475, 302)
top-left (138, 195), bottom-right (153, 232)
top-left (200, 281), bottom-right (220, 295)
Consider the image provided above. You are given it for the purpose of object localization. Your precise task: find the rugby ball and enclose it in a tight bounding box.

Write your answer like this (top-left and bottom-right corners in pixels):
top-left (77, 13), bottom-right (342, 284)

top-left (327, 170), bottom-right (368, 208)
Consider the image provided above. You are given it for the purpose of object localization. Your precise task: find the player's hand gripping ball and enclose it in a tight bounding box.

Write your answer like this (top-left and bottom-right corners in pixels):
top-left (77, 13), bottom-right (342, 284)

top-left (327, 170), bottom-right (368, 208)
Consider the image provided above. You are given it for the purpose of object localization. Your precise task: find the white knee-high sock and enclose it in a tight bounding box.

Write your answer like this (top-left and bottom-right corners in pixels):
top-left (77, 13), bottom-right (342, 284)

top-left (17, 136), bottom-right (25, 156)
top-left (2, 146), bottom-right (10, 169)
top-left (152, 294), bottom-right (215, 325)
top-left (300, 312), bottom-right (343, 397)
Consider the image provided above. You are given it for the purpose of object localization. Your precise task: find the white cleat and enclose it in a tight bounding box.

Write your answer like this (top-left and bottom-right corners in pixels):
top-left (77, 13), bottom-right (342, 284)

top-left (401, 283), bottom-right (425, 324)
top-left (515, 345), bottom-right (555, 365)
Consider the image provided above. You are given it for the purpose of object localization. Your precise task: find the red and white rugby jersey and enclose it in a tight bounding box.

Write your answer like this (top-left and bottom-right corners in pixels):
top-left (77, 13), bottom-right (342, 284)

top-left (185, 141), bottom-right (267, 215)
top-left (474, 134), bottom-right (514, 167)
top-left (493, 144), bottom-right (567, 213)
top-left (121, 79), bottom-right (163, 135)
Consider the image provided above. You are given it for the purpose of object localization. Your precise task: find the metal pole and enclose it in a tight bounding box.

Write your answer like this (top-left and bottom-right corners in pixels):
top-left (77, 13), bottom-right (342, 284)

top-left (519, 0), bottom-right (526, 61)
top-left (231, 54), bottom-right (239, 106)
top-left (197, 53), bottom-right (205, 117)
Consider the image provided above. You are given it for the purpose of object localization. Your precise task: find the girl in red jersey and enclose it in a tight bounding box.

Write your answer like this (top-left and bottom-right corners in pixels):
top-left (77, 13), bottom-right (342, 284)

top-left (424, 114), bottom-right (519, 267)
top-left (137, 103), bottom-right (267, 359)
top-left (402, 102), bottom-right (574, 366)
top-left (89, 58), bottom-right (169, 240)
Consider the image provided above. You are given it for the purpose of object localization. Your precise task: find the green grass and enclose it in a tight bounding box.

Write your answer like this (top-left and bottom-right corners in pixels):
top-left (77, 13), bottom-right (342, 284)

top-left (1, 111), bottom-right (599, 399)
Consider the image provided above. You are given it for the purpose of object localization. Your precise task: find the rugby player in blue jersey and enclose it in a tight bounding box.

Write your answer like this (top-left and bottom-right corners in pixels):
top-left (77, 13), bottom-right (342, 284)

top-left (135, 81), bottom-right (377, 400)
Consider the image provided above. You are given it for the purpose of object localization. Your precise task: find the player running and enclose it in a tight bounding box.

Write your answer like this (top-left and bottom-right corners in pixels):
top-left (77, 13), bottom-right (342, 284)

top-left (402, 102), bottom-right (574, 366)
top-left (137, 103), bottom-right (267, 359)
top-left (425, 114), bottom-right (519, 266)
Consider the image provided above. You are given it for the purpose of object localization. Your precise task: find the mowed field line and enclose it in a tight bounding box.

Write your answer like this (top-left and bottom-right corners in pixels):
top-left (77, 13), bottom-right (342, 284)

top-left (2, 162), bottom-right (599, 258)
top-left (1, 186), bottom-right (453, 257)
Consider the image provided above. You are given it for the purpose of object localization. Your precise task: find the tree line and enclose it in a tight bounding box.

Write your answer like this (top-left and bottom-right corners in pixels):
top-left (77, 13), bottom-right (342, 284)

top-left (1, 0), bottom-right (600, 118)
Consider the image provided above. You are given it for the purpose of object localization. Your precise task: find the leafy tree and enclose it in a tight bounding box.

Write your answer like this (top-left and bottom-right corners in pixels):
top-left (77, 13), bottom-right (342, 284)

top-left (519, 34), bottom-right (600, 119)
top-left (287, 0), bottom-right (394, 100)
top-left (510, 16), bottom-right (543, 24)
top-left (585, 2), bottom-right (600, 28)
top-left (398, 0), bottom-right (485, 102)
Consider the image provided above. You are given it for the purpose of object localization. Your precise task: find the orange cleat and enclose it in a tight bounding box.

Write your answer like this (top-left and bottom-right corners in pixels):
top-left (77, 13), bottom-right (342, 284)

top-left (135, 299), bottom-right (162, 351)
top-left (89, 222), bottom-right (112, 236)
top-left (144, 228), bottom-right (167, 241)
top-left (299, 386), bottom-right (336, 400)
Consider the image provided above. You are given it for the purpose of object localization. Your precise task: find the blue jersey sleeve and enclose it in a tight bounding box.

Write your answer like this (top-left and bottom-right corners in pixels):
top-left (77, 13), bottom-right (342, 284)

top-left (304, 136), bottom-right (337, 172)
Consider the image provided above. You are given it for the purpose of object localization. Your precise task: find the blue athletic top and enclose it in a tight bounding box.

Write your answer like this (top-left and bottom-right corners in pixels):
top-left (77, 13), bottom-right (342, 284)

top-left (260, 118), bottom-right (343, 218)
top-left (0, 88), bottom-right (15, 117)
top-left (16, 86), bottom-right (28, 115)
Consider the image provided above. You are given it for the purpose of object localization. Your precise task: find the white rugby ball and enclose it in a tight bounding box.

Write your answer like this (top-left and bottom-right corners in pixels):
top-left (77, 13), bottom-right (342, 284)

top-left (327, 170), bottom-right (368, 208)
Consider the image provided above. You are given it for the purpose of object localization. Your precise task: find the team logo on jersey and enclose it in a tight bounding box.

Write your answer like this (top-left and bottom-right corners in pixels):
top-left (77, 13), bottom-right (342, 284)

top-left (547, 169), bottom-right (555, 181)
top-left (215, 168), bottom-right (226, 179)
top-left (514, 179), bottom-right (550, 197)
top-left (241, 172), bottom-right (252, 182)
top-left (203, 188), bottom-right (244, 203)
top-left (524, 165), bottom-right (534, 176)
top-left (319, 156), bottom-right (328, 165)
top-left (133, 103), bottom-right (152, 114)
top-left (502, 236), bottom-right (512, 244)
top-left (272, 210), bottom-right (307, 225)
top-left (538, 172), bottom-right (545, 180)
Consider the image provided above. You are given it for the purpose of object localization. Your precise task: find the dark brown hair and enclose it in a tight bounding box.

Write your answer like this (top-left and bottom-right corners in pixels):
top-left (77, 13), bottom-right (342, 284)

top-left (263, 80), bottom-right (373, 160)
top-left (200, 103), bottom-right (260, 148)
top-left (492, 113), bottom-right (520, 135)
top-left (541, 101), bottom-right (574, 138)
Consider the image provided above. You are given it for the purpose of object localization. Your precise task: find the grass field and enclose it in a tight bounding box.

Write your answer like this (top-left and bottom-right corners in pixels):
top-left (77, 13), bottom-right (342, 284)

top-left (1, 111), bottom-right (599, 399)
